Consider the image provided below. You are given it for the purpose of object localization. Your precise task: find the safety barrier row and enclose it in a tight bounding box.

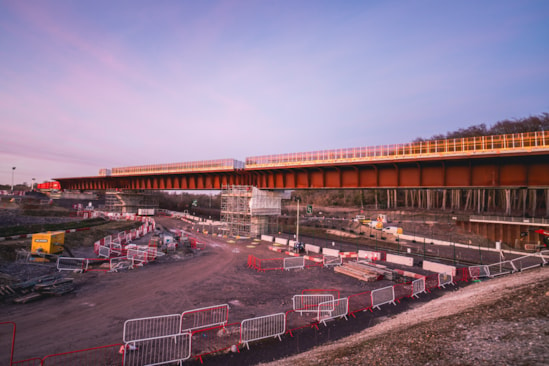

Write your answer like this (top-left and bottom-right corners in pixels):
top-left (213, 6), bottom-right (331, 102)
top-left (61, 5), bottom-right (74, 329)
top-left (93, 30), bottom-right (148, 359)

top-left (7, 250), bottom-right (549, 365)
top-left (467, 250), bottom-right (549, 280)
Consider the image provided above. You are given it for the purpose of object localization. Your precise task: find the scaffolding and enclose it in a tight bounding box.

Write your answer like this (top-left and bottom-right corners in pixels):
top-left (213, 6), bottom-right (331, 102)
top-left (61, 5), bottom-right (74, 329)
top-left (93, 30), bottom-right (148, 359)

top-left (221, 185), bottom-right (287, 237)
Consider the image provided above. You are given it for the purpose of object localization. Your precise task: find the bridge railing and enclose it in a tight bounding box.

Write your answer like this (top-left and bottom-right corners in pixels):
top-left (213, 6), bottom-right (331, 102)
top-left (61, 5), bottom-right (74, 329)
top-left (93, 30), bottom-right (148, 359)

top-left (245, 131), bottom-right (548, 168)
top-left (105, 158), bottom-right (245, 176)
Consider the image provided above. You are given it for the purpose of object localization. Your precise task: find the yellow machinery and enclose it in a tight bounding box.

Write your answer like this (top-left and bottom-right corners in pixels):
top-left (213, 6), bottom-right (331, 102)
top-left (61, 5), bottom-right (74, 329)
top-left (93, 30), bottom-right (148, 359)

top-left (31, 231), bottom-right (65, 255)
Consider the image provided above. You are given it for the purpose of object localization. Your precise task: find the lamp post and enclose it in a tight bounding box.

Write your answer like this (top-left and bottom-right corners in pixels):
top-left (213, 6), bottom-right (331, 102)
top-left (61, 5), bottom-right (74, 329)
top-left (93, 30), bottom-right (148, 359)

top-left (31, 178), bottom-right (35, 191)
top-left (295, 197), bottom-right (301, 243)
top-left (11, 167), bottom-right (16, 192)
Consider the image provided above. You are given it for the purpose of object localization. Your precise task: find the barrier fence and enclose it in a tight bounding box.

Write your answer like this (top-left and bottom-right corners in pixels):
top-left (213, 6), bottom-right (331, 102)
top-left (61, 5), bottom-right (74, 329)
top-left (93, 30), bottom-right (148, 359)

top-left (191, 323), bottom-right (242, 363)
top-left (438, 273), bottom-right (454, 288)
top-left (181, 304), bottom-right (229, 333)
top-left (123, 314), bottom-right (181, 344)
top-left (394, 282), bottom-right (413, 302)
top-left (7, 248), bottom-right (549, 365)
top-left (371, 286), bottom-right (396, 310)
top-left (293, 294), bottom-right (335, 314)
top-left (284, 256), bottom-right (305, 270)
top-left (241, 313), bottom-right (286, 350)
top-left (56, 257), bottom-right (88, 272)
top-left (124, 333), bottom-right (191, 366)
top-left (348, 290), bottom-right (373, 315)
top-left (318, 298), bottom-right (349, 325)
top-left (412, 278), bottom-right (426, 298)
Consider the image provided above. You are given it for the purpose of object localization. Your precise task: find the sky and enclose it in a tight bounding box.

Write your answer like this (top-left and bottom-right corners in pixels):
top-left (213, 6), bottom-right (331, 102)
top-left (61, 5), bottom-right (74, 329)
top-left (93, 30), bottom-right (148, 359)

top-left (1, 0), bottom-right (548, 186)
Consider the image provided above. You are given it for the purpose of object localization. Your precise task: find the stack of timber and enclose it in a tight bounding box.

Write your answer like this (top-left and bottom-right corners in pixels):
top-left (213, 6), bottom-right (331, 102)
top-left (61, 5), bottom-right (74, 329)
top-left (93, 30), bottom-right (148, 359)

top-left (3, 274), bottom-right (75, 304)
top-left (335, 262), bottom-right (384, 282)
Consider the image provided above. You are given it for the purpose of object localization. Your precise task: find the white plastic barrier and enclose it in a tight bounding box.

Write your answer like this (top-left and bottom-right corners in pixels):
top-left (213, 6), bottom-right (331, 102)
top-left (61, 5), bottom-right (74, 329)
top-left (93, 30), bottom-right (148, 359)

top-left (386, 253), bottom-right (414, 267)
top-left (292, 294), bottom-right (334, 314)
top-left (261, 235), bottom-right (274, 242)
top-left (438, 273), bottom-right (454, 288)
top-left (288, 240), bottom-right (296, 248)
top-left (241, 313), bottom-right (286, 350)
top-left (323, 255), bottom-right (342, 267)
top-left (123, 333), bottom-right (191, 366)
top-left (423, 260), bottom-right (457, 277)
top-left (284, 257), bottom-right (305, 270)
top-left (180, 304), bottom-right (229, 333)
top-left (371, 286), bottom-right (396, 310)
top-left (487, 261), bottom-right (517, 277)
top-left (322, 247), bottom-right (340, 257)
top-left (469, 265), bottom-right (490, 279)
top-left (57, 257), bottom-right (88, 272)
top-left (305, 244), bottom-right (321, 254)
top-left (317, 298), bottom-right (349, 325)
top-left (358, 250), bottom-right (382, 261)
top-left (275, 237), bottom-right (289, 245)
top-left (412, 278), bottom-right (426, 298)
top-left (123, 314), bottom-right (181, 344)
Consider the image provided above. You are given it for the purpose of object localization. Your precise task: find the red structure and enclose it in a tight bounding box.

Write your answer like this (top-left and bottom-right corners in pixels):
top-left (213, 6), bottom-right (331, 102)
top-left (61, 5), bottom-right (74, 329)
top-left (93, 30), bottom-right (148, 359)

top-left (55, 132), bottom-right (549, 190)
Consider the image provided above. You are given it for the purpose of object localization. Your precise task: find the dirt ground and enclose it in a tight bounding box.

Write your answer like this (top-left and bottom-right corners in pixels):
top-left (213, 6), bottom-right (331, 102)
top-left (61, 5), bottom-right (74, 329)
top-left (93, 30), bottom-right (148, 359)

top-left (1, 214), bottom-right (548, 365)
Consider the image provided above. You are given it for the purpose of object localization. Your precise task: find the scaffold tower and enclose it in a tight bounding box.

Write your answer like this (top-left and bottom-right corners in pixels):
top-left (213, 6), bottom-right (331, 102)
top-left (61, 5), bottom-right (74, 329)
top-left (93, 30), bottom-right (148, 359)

top-left (221, 185), bottom-right (287, 237)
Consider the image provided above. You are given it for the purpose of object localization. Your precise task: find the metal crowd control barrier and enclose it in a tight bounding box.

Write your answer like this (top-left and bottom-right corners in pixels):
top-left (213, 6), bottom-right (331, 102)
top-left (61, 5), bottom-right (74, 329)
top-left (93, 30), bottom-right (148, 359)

top-left (371, 286), bottom-right (396, 310)
top-left (180, 304), bottom-right (229, 333)
top-left (511, 254), bottom-right (545, 271)
top-left (123, 314), bottom-right (181, 344)
top-left (191, 323), bottom-right (241, 363)
top-left (292, 294), bottom-right (335, 314)
top-left (323, 255), bottom-right (342, 267)
top-left (284, 257), bottom-right (305, 270)
top-left (347, 291), bottom-right (373, 316)
top-left (317, 298), bottom-right (348, 326)
top-left (56, 257), bottom-right (88, 273)
top-left (123, 333), bottom-right (191, 366)
top-left (469, 265), bottom-right (490, 280)
top-left (98, 245), bottom-right (110, 258)
top-left (487, 261), bottom-right (517, 277)
top-left (438, 273), bottom-right (454, 288)
top-left (41, 344), bottom-right (123, 366)
top-left (412, 278), bottom-right (426, 298)
top-left (127, 249), bottom-right (148, 266)
top-left (241, 313), bottom-right (286, 350)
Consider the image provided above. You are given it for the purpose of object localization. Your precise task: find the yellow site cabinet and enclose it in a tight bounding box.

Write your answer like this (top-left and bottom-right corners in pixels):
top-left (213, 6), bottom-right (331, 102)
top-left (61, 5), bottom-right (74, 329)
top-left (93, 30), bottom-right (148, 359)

top-left (31, 231), bottom-right (65, 254)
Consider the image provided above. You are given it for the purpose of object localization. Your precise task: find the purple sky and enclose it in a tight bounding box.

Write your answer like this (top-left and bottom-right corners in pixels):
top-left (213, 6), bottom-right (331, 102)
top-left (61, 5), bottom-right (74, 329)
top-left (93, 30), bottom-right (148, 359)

top-left (1, 0), bottom-right (548, 186)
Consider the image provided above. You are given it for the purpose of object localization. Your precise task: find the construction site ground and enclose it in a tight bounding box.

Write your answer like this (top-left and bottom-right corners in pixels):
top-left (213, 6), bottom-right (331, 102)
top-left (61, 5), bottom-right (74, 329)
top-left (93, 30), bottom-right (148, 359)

top-left (1, 213), bottom-right (548, 365)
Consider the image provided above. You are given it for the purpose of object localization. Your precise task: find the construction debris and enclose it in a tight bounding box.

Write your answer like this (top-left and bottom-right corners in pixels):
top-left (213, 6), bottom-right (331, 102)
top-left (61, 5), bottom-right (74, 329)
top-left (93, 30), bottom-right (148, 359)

top-left (2, 273), bottom-right (75, 304)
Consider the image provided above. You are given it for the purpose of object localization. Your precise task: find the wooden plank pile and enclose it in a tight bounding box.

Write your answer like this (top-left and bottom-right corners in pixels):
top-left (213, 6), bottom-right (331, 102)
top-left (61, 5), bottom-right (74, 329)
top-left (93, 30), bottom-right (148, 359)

top-left (334, 261), bottom-right (393, 282)
top-left (2, 274), bottom-right (75, 304)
